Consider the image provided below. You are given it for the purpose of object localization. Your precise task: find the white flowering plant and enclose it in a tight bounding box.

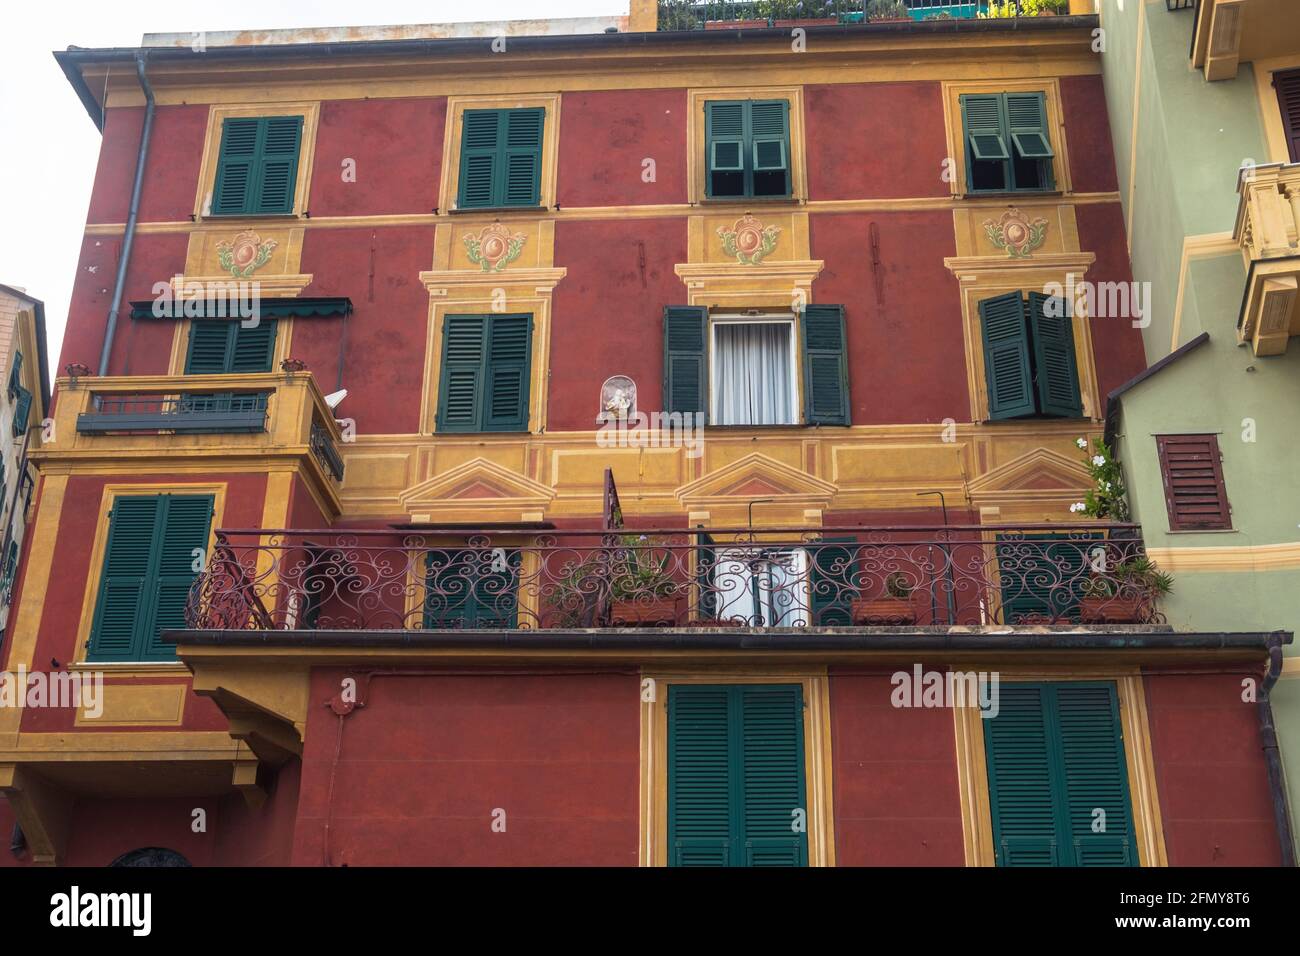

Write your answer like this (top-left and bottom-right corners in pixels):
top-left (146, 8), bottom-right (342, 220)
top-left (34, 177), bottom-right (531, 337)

top-left (1070, 437), bottom-right (1130, 521)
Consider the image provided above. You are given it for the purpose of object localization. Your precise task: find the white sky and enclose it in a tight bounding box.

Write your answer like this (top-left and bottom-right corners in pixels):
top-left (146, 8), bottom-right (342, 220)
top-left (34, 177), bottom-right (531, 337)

top-left (0, 0), bottom-right (622, 377)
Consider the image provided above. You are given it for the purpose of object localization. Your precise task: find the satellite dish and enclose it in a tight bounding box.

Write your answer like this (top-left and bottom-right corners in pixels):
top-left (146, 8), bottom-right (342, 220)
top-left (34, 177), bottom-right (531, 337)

top-left (324, 388), bottom-right (348, 409)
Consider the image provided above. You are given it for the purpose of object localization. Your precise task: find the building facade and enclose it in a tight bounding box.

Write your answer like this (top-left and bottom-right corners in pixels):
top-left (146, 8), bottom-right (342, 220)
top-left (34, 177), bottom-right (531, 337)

top-left (0, 6), bottom-right (1290, 866)
top-left (1095, 0), bottom-right (1300, 856)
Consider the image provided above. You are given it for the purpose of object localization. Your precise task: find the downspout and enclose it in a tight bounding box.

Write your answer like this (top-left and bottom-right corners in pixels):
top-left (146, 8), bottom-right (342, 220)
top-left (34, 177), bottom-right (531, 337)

top-left (98, 53), bottom-right (155, 377)
top-left (1259, 636), bottom-right (1296, 866)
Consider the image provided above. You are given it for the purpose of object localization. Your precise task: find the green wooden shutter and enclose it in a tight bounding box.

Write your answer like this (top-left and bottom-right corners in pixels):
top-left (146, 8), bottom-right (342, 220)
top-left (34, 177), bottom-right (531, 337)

top-left (88, 497), bottom-right (160, 662)
top-left (185, 321), bottom-right (236, 374)
top-left (749, 100), bottom-right (791, 198)
top-left (696, 530), bottom-right (718, 621)
top-left (437, 315), bottom-right (486, 432)
top-left (424, 548), bottom-right (519, 628)
top-left (254, 116), bottom-right (303, 214)
top-left (228, 320), bottom-right (279, 374)
top-left (810, 537), bottom-right (855, 626)
top-left (1056, 683), bottom-right (1136, 866)
top-left (7, 350), bottom-right (22, 399)
top-left (996, 533), bottom-right (1095, 624)
top-left (1028, 292), bottom-right (1082, 419)
top-left (12, 387), bottom-right (32, 437)
top-left (984, 684), bottom-right (1062, 866)
top-left (800, 305), bottom-right (850, 426)
top-left (668, 685), bottom-right (734, 866)
top-left (212, 118), bottom-right (260, 215)
top-left (961, 94), bottom-right (1010, 163)
top-left (484, 315), bottom-right (532, 432)
top-left (663, 306), bottom-right (707, 419)
top-left (705, 101), bottom-right (746, 198)
top-left (502, 109), bottom-right (544, 207)
top-left (458, 110), bottom-right (501, 208)
top-left (1006, 92), bottom-right (1055, 162)
top-left (979, 292), bottom-right (1036, 420)
top-left (668, 684), bottom-right (808, 867)
top-left (144, 495), bottom-right (214, 660)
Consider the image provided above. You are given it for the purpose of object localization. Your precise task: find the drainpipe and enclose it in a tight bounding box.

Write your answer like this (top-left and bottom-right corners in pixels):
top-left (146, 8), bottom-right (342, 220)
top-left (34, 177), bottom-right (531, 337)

top-left (1259, 635), bottom-right (1296, 866)
top-left (98, 53), bottom-right (155, 377)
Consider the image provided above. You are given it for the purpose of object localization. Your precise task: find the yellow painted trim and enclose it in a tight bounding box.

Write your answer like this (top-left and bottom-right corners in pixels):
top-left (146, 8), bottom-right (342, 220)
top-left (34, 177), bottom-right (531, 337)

top-left (639, 667), bottom-right (834, 867)
top-left (439, 92), bottom-right (562, 212)
top-left (0, 731), bottom-right (251, 761)
top-left (192, 102), bottom-right (320, 221)
top-left (74, 682), bottom-right (187, 728)
top-left (686, 86), bottom-right (807, 206)
top-left (1125, 0), bottom-right (1147, 252)
top-left (941, 77), bottom-right (1073, 200)
top-left (1252, 55), bottom-right (1300, 164)
top-left (1168, 232), bottom-right (1239, 352)
top-left (1145, 540), bottom-right (1300, 572)
top-left (952, 669), bottom-right (1167, 867)
top-left (74, 483), bottom-right (229, 664)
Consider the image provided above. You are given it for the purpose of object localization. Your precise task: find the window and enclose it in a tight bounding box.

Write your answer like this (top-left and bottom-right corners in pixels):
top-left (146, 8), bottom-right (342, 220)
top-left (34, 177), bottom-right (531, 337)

top-left (705, 100), bottom-right (791, 199)
top-left (979, 291), bottom-right (1081, 421)
top-left (667, 683), bottom-right (808, 866)
top-left (185, 320), bottom-right (278, 375)
top-left (663, 305), bottom-right (849, 426)
top-left (436, 314), bottom-right (532, 433)
top-left (996, 533), bottom-right (1097, 624)
top-left (212, 115), bottom-right (304, 216)
top-left (960, 92), bottom-right (1055, 193)
top-left (984, 682), bottom-right (1137, 867)
top-left (1274, 69), bottom-right (1300, 163)
top-left (423, 548), bottom-right (520, 628)
top-left (86, 494), bottom-right (214, 662)
top-left (457, 108), bottom-right (544, 209)
top-left (707, 548), bottom-right (810, 626)
top-left (8, 350), bottom-right (32, 438)
top-left (1156, 434), bottom-right (1232, 531)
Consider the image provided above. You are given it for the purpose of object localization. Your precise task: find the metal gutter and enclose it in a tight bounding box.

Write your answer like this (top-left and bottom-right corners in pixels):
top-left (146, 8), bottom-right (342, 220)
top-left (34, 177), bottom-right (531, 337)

top-left (97, 54), bottom-right (155, 377)
top-left (1102, 331), bottom-right (1211, 446)
top-left (54, 15), bottom-right (1101, 125)
top-left (1259, 637), bottom-right (1296, 866)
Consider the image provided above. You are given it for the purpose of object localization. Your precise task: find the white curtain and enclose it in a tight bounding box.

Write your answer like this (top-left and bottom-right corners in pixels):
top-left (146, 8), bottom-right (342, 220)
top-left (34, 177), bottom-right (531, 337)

top-left (714, 548), bottom-right (810, 627)
top-left (712, 322), bottom-right (794, 425)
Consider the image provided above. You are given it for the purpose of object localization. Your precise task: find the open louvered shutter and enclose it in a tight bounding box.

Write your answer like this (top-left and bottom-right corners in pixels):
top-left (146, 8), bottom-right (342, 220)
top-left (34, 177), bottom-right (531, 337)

top-left (810, 537), bottom-right (855, 626)
top-left (984, 684), bottom-right (1062, 866)
top-left (705, 101), bottom-right (746, 198)
top-left (668, 685), bottom-right (735, 866)
top-left (144, 495), bottom-right (214, 660)
top-left (663, 306), bottom-right (707, 418)
top-left (749, 100), bottom-right (791, 197)
top-left (1276, 69), bottom-right (1300, 163)
top-left (437, 315), bottom-right (486, 432)
top-left (800, 304), bottom-right (849, 425)
top-left (740, 684), bottom-right (807, 867)
top-left (12, 387), bottom-right (32, 437)
top-left (228, 319), bottom-right (278, 374)
top-left (502, 108), bottom-right (544, 207)
top-left (254, 116), bottom-right (302, 214)
top-left (979, 292), bottom-right (1035, 420)
top-left (962, 94), bottom-right (1009, 163)
top-left (484, 315), bottom-right (532, 431)
top-left (1056, 683), bottom-right (1137, 867)
top-left (87, 496), bottom-right (161, 662)
top-left (1028, 292), bottom-right (1082, 418)
top-left (458, 110), bottom-right (501, 208)
top-left (7, 350), bottom-right (21, 399)
top-left (1156, 434), bottom-right (1232, 530)
top-left (212, 118), bottom-right (260, 215)
top-left (1006, 92), bottom-right (1055, 161)
top-left (185, 321), bottom-right (235, 374)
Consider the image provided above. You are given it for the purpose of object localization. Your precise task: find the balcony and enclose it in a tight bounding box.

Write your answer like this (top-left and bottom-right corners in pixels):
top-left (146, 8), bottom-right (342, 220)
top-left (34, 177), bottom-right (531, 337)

top-left (1191, 0), bottom-right (1300, 82)
top-left (1233, 161), bottom-right (1300, 356)
top-left (47, 370), bottom-right (345, 484)
top-left (184, 523), bottom-right (1165, 633)
top-left (655, 0), bottom-right (986, 31)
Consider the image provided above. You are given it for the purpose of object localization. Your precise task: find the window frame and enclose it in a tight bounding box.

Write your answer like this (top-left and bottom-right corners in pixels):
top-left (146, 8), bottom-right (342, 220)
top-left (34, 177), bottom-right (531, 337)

top-left (704, 99), bottom-right (793, 201)
top-left (942, 80), bottom-right (1071, 199)
top-left (193, 103), bottom-right (319, 221)
top-left (434, 312), bottom-right (534, 435)
top-left (708, 313), bottom-right (800, 427)
top-left (960, 92), bottom-right (1056, 195)
top-left (440, 93), bottom-right (562, 213)
top-left (687, 87), bottom-right (807, 205)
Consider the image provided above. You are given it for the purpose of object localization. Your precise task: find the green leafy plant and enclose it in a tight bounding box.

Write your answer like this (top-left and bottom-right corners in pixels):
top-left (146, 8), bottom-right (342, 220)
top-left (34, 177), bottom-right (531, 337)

top-left (1070, 436), bottom-right (1131, 521)
top-left (884, 572), bottom-right (913, 599)
top-left (867, 0), bottom-right (909, 20)
top-left (611, 534), bottom-right (678, 600)
top-left (978, 0), bottom-right (1021, 16)
top-left (1082, 556), bottom-right (1174, 599)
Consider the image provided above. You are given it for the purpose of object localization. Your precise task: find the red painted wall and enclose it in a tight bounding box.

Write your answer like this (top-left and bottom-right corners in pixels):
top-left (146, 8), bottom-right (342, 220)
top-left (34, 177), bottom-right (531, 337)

top-left (829, 667), bottom-right (967, 865)
top-left (811, 210), bottom-right (968, 424)
top-left (805, 82), bottom-right (950, 200)
top-left (1075, 201), bottom-right (1148, 398)
top-left (1060, 75), bottom-right (1121, 195)
top-left (292, 669), bottom-right (641, 865)
top-left (309, 97), bottom-right (446, 216)
top-left (558, 89), bottom-right (688, 207)
top-left (548, 218), bottom-right (688, 429)
top-left (86, 105), bottom-right (208, 225)
top-left (1144, 670), bottom-right (1282, 866)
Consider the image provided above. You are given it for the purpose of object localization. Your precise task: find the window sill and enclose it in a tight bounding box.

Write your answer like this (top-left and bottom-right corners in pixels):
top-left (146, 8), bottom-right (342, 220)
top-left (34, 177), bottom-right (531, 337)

top-left (448, 205), bottom-right (551, 216)
top-left (1163, 528), bottom-right (1238, 535)
top-left (197, 212), bottom-right (303, 223)
top-left (71, 661), bottom-right (188, 675)
top-left (956, 190), bottom-right (1065, 201)
top-left (698, 196), bottom-right (804, 206)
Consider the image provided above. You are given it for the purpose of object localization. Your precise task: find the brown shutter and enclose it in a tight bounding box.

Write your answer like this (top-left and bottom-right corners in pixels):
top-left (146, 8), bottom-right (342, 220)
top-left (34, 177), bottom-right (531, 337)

top-left (1155, 434), bottom-right (1232, 531)
top-left (1275, 69), bottom-right (1300, 164)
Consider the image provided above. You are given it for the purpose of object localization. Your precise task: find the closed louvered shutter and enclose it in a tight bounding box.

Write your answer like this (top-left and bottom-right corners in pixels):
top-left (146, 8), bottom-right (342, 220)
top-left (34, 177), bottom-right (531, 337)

top-left (212, 116), bottom-right (302, 216)
top-left (1028, 291), bottom-right (1082, 418)
top-left (1156, 434), bottom-right (1232, 530)
top-left (457, 108), bottom-right (544, 209)
top-left (1275, 69), bottom-right (1300, 163)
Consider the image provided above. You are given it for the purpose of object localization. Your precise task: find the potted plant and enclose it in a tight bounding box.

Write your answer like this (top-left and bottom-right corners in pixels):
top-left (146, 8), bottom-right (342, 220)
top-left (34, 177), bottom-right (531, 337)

top-left (866, 0), bottom-right (910, 21)
top-left (852, 572), bottom-right (918, 625)
top-left (609, 535), bottom-right (682, 626)
top-left (1079, 556), bottom-right (1173, 624)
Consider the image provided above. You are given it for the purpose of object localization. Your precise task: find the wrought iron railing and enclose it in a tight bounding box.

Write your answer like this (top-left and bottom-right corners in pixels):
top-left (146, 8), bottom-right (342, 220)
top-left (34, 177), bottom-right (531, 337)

top-left (184, 523), bottom-right (1165, 632)
top-left (76, 392), bottom-right (270, 434)
top-left (310, 419), bottom-right (346, 482)
top-left (656, 1), bottom-right (991, 30)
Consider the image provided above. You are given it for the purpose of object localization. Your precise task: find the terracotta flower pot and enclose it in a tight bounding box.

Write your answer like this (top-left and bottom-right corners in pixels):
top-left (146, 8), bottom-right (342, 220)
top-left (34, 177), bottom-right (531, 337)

top-left (852, 597), bottom-right (917, 625)
top-left (610, 598), bottom-right (679, 626)
top-left (1079, 596), bottom-right (1148, 624)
